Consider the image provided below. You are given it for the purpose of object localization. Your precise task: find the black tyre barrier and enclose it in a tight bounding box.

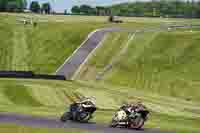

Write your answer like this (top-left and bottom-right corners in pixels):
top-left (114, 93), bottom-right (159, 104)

top-left (33, 74), bottom-right (66, 80)
top-left (0, 71), bottom-right (66, 80)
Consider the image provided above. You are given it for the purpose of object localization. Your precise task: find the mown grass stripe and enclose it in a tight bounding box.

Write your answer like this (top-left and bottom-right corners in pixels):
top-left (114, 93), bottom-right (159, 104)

top-left (3, 84), bottom-right (41, 107)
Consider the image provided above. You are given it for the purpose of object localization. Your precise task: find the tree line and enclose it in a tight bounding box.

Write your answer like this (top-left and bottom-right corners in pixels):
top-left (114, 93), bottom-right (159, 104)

top-left (0, 0), bottom-right (51, 14)
top-left (71, 5), bottom-right (110, 16)
top-left (1, 0), bottom-right (200, 18)
top-left (29, 1), bottom-right (51, 14)
top-left (71, 0), bottom-right (200, 18)
top-left (0, 0), bottom-right (27, 12)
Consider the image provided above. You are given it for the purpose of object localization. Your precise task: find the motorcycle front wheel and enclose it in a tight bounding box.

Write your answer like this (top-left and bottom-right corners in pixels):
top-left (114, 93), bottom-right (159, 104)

top-left (60, 112), bottom-right (71, 122)
top-left (77, 112), bottom-right (92, 123)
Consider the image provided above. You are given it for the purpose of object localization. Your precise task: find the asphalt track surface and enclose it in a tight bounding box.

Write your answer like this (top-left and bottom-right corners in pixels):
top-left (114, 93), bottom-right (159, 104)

top-left (56, 29), bottom-right (107, 79)
top-left (55, 27), bottom-right (127, 79)
top-left (0, 113), bottom-right (174, 133)
top-left (55, 27), bottom-right (158, 79)
top-left (55, 25), bottom-right (200, 80)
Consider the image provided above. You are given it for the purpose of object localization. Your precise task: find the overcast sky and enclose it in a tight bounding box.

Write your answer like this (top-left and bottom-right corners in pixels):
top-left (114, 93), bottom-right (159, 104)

top-left (27, 0), bottom-right (146, 13)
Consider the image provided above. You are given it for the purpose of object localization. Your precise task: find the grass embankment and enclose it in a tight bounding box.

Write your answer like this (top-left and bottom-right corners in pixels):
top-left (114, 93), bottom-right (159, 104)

top-left (0, 78), bottom-right (199, 133)
top-left (76, 28), bottom-right (200, 102)
top-left (0, 14), bottom-right (105, 74)
top-left (0, 13), bottom-right (158, 74)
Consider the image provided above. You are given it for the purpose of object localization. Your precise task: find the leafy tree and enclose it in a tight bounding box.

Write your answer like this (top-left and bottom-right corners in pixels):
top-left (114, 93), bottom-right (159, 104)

top-left (0, 0), bottom-right (26, 12)
top-left (64, 9), bottom-right (67, 15)
top-left (0, 0), bottom-right (7, 11)
top-left (107, 0), bottom-right (200, 18)
top-left (196, 1), bottom-right (200, 17)
top-left (96, 6), bottom-right (105, 15)
top-left (30, 1), bottom-right (40, 13)
top-left (71, 5), bottom-right (99, 15)
top-left (23, 0), bottom-right (27, 9)
top-left (6, 1), bottom-right (18, 12)
top-left (79, 4), bottom-right (95, 15)
top-left (71, 1), bottom-right (200, 18)
top-left (42, 2), bottom-right (51, 14)
top-left (71, 6), bottom-right (80, 14)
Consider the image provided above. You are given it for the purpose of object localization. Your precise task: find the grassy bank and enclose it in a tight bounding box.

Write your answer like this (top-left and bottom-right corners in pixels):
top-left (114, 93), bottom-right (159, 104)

top-left (0, 14), bottom-right (106, 74)
top-left (76, 28), bottom-right (200, 102)
top-left (1, 13), bottom-right (199, 74)
top-left (0, 13), bottom-right (158, 74)
top-left (0, 78), bottom-right (199, 133)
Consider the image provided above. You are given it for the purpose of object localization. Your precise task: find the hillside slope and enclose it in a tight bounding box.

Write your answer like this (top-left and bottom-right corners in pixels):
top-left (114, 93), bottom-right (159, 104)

top-left (76, 28), bottom-right (200, 102)
top-left (1, 13), bottom-right (198, 74)
top-left (0, 14), bottom-right (159, 74)
top-left (0, 14), bottom-right (108, 74)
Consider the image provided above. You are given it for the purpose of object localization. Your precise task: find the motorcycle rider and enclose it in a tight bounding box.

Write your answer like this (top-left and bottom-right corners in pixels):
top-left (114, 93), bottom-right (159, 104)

top-left (120, 101), bottom-right (146, 116)
top-left (69, 97), bottom-right (96, 120)
top-left (110, 101), bottom-right (149, 129)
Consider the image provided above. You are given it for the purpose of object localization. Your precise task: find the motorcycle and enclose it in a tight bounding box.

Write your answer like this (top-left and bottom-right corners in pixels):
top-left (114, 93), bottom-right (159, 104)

top-left (110, 107), bottom-right (149, 129)
top-left (60, 100), bottom-right (96, 123)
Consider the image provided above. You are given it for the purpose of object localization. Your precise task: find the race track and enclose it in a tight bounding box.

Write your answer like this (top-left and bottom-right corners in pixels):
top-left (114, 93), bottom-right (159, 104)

top-left (55, 27), bottom-right (158, 79)
top-left (0, 113), bottom-right (174, 133)
top-left (1, 25), bottom-right (199, 132)
top-left (55, 25), bottom-right (200, 80)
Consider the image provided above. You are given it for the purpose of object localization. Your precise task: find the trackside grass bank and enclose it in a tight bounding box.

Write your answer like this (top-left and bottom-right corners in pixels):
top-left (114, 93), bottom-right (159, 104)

top-left (0, 78), bottom-right (199, 133)
top-left (0, 14), bottom-right (106, 74)
top-left (1, 13), bottom-right (199, 74)
top-left (0, 13), bottom-right (157, 74)
top-left (76, 28), bottom-right (200, 102)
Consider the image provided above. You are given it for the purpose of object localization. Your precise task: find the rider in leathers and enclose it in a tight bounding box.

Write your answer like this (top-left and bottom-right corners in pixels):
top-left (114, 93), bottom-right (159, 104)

top-left (120, 102), bottom-right (146, 116)
top-left (70, 97), bottom-right (96, 120)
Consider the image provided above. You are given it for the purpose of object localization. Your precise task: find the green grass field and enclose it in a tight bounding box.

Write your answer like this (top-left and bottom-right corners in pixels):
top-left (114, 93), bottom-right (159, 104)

top-left (1, 13), bottom-right (200, 133)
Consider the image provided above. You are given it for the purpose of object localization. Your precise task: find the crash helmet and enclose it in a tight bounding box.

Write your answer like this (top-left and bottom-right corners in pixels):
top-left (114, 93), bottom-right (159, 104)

top-left (80, 96), bottom-right (96, 105)
top-left (89, 96), bottom-right (96, 105)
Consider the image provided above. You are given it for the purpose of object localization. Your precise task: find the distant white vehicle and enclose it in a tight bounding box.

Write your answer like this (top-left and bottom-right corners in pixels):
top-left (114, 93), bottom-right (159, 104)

top-left (24, 9), bottom-right (31, 13)
top-left (17, 17), bottom-right (33, 25)
top-left (167, 27), bottom-right (171, 31)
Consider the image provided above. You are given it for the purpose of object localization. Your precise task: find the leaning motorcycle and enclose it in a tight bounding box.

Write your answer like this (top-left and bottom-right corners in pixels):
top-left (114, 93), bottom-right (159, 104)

top-left (110, 107), bottom-right (149, 129)
top-left (60, 102), bottom-right (96, 123)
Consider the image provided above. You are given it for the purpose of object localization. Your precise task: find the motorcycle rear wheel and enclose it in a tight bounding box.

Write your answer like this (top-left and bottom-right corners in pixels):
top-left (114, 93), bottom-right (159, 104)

top-left (110, 120), bottom-right (118, 128)
top-left (129, 117), bottom-right (144, 129)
